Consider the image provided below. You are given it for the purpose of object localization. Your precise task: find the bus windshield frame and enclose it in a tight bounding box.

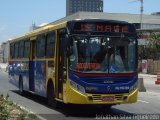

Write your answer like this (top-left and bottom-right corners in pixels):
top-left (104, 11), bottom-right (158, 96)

top-left (69, 34), bottom-right (137, 74)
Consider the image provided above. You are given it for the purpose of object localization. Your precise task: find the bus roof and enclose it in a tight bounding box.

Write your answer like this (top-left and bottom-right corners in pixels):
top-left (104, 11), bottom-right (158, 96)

top-left (67, 19), bottom-right (130, 24)
top-left (9, 19), bottom-right (134, 43)
top-left (9, 21), bottom-right (67, 43)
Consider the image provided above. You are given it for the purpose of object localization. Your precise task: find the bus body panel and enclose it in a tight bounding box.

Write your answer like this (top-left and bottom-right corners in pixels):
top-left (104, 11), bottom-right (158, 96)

top-left (68, 71), bottom-right (138, 94)
top-left (34, 60), bottom-right (47, 97)
top-left (9, 61), bottom-right (21, 87)
top-left (9, 60), bottom-right (47, 97)
top-left (9, 61), bottom-right (30, 90)
top-left (63, 70), bottom-right (138, 104)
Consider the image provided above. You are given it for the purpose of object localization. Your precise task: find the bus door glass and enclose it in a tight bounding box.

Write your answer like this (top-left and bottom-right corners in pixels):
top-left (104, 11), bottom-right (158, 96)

top-left (57, 29), bottom-right (68, 99)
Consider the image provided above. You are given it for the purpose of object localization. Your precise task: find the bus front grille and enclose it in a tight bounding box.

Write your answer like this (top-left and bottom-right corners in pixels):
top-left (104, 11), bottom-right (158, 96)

top-left (90, 94), bottom-right (124, 102)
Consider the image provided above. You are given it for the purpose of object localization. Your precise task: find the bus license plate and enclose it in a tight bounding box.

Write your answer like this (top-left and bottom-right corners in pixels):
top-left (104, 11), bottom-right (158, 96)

top-left (102, 96), bottom-right (114, 102)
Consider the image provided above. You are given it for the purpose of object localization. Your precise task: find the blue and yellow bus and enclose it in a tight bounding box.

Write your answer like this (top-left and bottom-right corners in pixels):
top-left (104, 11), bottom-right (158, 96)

top-left (9, 19), bottom-right (138, 108)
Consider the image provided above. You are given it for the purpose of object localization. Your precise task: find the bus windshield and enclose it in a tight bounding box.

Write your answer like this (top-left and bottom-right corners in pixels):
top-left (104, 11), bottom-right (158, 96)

top-left (69, 35), bottom-right (137, 73)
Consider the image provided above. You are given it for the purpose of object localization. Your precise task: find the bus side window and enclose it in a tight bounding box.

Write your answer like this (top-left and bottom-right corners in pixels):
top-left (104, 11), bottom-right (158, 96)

top-left (46, 32), bottom-right (55, 58)
top-left (36, 35), bottom-right (46, 58)
top-left (19, 41), bottom-right (24, 58)
top-left (14, 42), bottom-right (19, 59)
top-left (10, 43), bottom-right (14, 59)
top-left (24, 40), bottom-right (30, 58)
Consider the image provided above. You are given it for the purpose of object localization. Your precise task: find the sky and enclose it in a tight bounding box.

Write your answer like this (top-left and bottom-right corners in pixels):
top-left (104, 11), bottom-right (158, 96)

top-left (0, 0), bottom-right (160, 43)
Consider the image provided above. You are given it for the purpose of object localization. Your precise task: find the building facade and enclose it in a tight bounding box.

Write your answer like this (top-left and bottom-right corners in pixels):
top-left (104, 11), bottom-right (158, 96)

top-left (52, 12), bottom-right (160, 30)
top-left (151, 12), bottom-right (160, 16)
top-left (50, 12), bottom-right (160, 46)
top-left (66, 0), bottom-right (103, 16)
top-left (0, 42), bottom-right (9, 63)
top-left (0, 44), bottom-right (2, 63)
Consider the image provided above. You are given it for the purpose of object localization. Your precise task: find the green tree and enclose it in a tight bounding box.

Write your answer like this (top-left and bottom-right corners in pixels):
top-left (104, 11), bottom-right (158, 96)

top-left (149, 32), bottom-right (160, 59)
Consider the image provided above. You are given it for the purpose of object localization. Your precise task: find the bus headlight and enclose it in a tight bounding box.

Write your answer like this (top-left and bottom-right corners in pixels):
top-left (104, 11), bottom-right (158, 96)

top-left (129, 81), bottom-right (138, 93)
top-left (70, 80), bottom-right (85, 94)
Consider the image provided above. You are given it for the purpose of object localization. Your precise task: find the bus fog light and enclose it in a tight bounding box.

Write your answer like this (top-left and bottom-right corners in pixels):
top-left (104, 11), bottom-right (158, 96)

top-left (77, 84), bottom-right (85, 94)
top-left (70, 80), bottom-right (77, 89)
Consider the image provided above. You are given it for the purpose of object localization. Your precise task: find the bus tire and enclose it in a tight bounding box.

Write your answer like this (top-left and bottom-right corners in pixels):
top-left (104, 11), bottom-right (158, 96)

top-left (19, 76), bottom-right (24, 95)
top-left (47, 82), bottom-right (59, 109)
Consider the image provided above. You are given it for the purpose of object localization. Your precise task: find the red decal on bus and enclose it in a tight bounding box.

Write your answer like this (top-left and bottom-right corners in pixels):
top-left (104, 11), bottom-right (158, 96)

top-left (77, 63), bottom-right (100, 69)
top-left (104, 25), bottom-right (112, 32)
top-left (81, 24), bottom-right (92, 31)
top-left (122, 26), bottom-right (128, 32)
top-left (96, 25), bottom-right (104, 31)
top-left (114, 25), bottom-right (120, 32)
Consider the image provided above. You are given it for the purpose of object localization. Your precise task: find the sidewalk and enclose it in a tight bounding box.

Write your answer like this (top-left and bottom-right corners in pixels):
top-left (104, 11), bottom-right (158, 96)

top-left (139, 73), bottom-right (160, 94)
top-left (138, 73), bottom-right (157, 85)
top-left (139, 73), bottom-right (157, 78)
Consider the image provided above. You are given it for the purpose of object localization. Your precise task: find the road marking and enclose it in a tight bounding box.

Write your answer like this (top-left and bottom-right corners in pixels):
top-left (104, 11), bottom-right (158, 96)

top-left (148, 91), bottom-right (160, 95)
top-left (138, 100), bottom-right (149, 104)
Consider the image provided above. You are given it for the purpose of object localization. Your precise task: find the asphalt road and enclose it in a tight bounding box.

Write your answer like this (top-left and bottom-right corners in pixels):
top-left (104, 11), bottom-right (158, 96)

top-left (0, 70), bottom-right (160, 120)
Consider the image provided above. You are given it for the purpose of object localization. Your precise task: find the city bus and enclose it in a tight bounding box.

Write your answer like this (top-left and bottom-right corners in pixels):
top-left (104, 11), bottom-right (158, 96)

top-left (8, 19), bottom-right (138, 108)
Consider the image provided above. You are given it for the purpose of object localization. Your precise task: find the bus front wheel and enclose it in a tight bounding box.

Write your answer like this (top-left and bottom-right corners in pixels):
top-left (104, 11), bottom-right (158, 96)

top-left (47, 83), bottom-right (59, 109)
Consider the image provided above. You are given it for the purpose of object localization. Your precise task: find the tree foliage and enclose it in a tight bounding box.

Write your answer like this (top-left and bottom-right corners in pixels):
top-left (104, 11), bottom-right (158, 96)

top-left (138, 32), bottom-right (160, 60)
top-left (149, 32), bottom-right (160, 49)
top-left (149, 32), bottom-right (160, 59)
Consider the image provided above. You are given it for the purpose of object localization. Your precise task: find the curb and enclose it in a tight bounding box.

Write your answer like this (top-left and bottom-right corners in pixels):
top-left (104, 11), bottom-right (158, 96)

top-left (11, 102), bottom-right (47, 120)
top-left (1, 93), bottom-right (46, 120)
top-left (19, 105), bottom-right (47, 120)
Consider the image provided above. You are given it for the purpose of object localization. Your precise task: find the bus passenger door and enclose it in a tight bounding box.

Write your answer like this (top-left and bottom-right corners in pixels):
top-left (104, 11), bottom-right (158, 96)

top-left (29, 40), bottom-right (36, 92)
top-left (56, 29), bottom-right (67, 100)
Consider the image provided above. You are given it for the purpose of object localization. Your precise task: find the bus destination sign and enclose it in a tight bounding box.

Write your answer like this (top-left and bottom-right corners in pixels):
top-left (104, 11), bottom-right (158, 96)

top-left (74, 23), bottom-right (129, 33)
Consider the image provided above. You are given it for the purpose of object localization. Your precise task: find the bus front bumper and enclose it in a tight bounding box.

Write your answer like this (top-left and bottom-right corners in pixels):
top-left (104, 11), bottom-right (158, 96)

top-left (63, 85), bottom-right (138, 105)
